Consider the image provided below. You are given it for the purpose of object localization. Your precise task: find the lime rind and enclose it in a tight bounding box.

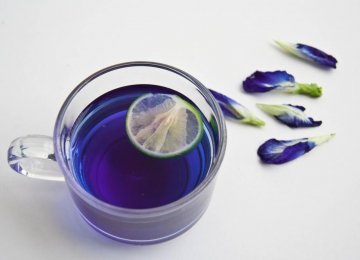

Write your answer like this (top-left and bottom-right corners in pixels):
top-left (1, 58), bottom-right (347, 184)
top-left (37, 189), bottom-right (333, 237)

top-left (126, 93), bottom-right (204, 158)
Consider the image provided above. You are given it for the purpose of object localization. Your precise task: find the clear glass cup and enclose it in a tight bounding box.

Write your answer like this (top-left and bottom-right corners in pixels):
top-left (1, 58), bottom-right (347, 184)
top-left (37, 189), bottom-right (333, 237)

top-left (7, 61), bottom-right (227, 244)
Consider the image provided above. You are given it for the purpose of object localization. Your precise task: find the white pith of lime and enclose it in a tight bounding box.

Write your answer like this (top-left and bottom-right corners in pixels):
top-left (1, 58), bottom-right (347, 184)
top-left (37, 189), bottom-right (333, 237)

top-left (126, 93), bottom-right (204, 158)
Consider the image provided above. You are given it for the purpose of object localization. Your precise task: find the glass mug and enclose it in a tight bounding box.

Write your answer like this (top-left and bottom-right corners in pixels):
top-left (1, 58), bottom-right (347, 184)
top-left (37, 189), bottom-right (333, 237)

top-left (7, 62), bottom-right (227, 244)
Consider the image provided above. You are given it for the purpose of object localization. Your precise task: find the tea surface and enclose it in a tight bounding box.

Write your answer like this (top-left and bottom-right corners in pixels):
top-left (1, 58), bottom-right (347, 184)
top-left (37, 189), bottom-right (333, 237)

top-left (70, 85), bottom-right (216, 209)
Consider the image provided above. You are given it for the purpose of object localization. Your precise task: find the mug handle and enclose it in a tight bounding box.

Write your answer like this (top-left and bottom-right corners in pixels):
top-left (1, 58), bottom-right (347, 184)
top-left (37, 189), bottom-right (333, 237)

top-left (7, 135), bottom-right (65, 181)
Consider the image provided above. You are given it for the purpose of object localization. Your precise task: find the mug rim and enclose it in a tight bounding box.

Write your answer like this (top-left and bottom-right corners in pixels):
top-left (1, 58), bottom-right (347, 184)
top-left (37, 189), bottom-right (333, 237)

top-left (54, 61), bottom-right (227, 218)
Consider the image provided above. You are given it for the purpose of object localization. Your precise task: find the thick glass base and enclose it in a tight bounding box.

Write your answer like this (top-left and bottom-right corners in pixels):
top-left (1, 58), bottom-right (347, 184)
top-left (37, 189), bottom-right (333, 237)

top-left (80, 209), bottom-right (206, 245)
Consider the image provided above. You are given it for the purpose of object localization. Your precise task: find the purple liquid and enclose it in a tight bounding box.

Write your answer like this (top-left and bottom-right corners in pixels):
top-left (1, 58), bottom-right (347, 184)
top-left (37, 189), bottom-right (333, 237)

top-left (70, 85), bottom-right (215, 209)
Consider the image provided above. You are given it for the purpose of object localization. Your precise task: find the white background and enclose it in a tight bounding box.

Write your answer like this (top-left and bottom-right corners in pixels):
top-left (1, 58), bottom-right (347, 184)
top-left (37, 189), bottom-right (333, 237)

top-left (1, 0), bottom-right (360, 259)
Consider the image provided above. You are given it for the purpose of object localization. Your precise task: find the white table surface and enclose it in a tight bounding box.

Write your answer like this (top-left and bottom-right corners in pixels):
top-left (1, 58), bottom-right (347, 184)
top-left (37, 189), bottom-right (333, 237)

top-left (1, 0), bottom-right (360, 259)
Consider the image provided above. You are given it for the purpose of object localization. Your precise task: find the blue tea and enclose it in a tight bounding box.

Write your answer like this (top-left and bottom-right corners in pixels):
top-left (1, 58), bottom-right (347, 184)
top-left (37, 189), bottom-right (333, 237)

top-left (70, 85), bottom-right (216, 209)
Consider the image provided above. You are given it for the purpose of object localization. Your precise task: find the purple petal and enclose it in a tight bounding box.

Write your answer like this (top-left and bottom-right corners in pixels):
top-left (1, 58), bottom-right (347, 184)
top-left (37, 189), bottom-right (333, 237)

top-left (257, 138), bottom-right (316, 164)
top-left (275, 114), bottom-right (322, 128)
top-left (243, 71), bottom-right (295, 93)
top-left (275, 40), bottom-right (337, 69)
top-left (287, 104), bottom-right (305, 111)
top-left (209, 89), bottom-right (244, 120)
top-left (277, 104), bottom-right (322, 128)
top-left (257, 103), bottom-right (322, 128)
top-left (296, 43), bottom-right (337, 69)
top-left (209, 89), bottom-right (265, 126)
top-left (257, 134), bottom-right (335, 165)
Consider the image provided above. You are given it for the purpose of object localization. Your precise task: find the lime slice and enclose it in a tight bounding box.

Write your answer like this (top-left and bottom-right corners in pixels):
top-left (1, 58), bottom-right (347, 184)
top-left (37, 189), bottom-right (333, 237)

top-left (126, 93), bottom-right (204, 158)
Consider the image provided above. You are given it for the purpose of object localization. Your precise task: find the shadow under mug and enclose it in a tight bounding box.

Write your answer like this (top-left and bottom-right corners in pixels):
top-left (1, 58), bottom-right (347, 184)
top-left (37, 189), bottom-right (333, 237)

top-left (7, 61), bottom-right (227, 244)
